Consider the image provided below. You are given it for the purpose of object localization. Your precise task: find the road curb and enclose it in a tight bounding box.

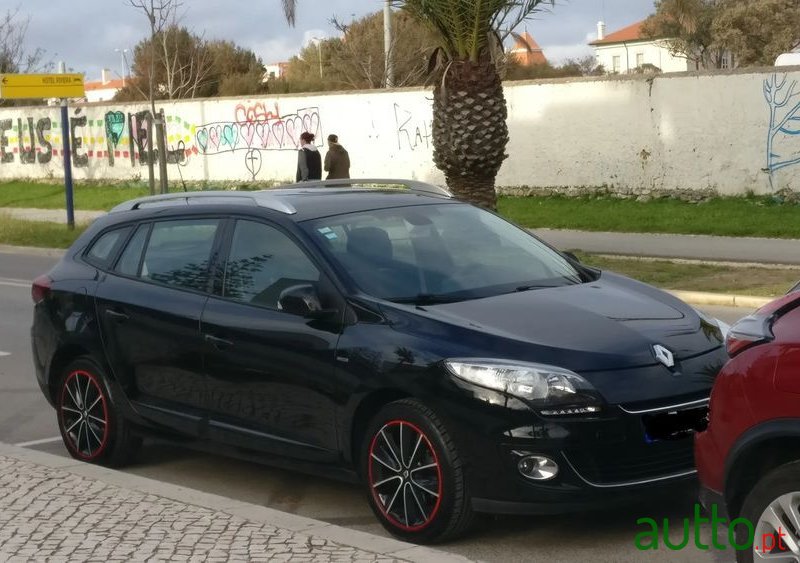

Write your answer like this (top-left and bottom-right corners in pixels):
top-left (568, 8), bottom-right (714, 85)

top-left (668, 290), bottom-right (772, 309)
top-left (0, 442), bottom-right (473, 563)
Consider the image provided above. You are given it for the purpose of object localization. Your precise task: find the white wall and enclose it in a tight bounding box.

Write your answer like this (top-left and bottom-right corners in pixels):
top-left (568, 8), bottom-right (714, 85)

top-left (1, 68), bottom-right (799, 196)
top-left (594, 40), bottom-right (691, 74)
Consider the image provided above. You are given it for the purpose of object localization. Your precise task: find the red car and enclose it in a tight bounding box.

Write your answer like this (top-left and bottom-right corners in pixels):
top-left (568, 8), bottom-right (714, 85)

top-left (696, 293), bottom-right (800, 563)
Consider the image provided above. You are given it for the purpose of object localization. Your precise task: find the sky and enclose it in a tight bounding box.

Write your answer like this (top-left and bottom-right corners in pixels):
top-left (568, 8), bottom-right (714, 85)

top-left (15, 0), bottom-right (656, 80)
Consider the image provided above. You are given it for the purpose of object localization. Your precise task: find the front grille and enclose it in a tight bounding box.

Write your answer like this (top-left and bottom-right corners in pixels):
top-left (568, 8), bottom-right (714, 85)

top-left (563, 437), bottom-right (695, 486)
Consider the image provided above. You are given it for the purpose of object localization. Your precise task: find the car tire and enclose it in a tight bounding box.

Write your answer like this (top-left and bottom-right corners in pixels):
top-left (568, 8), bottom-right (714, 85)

top-left (56, 357), bottom-right (141, 467)
top-left (361, 399), bottom-right (474, 544)
top-left (736, 460), bottom-right (800, 563)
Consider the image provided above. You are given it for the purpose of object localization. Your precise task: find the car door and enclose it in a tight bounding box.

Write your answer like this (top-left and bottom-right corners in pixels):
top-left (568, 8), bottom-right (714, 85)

top-left (95, 217), bottom-right (223, 436)
top-left (201, 218), bottom-right (343, 462)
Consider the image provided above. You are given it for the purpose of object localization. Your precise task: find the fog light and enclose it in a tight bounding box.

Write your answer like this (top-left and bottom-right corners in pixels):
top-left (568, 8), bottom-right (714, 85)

top-left (517, 455), bottom-right (559, 481)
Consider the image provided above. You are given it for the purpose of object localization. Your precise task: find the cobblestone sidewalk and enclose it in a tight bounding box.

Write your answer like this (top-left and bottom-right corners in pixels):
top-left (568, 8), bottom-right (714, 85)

top-left (0, 449), bottom-right (468, 563)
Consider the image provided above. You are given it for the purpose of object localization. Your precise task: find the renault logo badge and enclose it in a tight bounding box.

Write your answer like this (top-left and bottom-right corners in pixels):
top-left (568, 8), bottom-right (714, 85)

top-left (653, 345), bottom-right (675, 368)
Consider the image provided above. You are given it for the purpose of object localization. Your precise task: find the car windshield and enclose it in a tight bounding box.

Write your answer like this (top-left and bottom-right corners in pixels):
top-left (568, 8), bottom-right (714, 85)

top-left (303, 203), bottom-right (588, 304)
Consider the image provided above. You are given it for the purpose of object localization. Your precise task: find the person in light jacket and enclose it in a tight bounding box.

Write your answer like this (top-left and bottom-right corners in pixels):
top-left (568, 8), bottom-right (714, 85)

top-left (324, 134), bottom-right (351, 180)
top-left (296, 132), bottom-right (322, 182)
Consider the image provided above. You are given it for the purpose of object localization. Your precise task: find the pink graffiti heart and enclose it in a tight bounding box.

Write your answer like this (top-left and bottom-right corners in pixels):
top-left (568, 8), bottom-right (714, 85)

top-left (271, 122), bottom-right (285, 149)
top-left (242, 123), bottom-right (256, 148)
top-left (255, 123), bottom-right (266, 146)
top-left (285, 117), bottom-right (304, 148)
top-left (308, 111), bottom-right (321, 137)
top-left (208, 126), bottom-right (221, 150)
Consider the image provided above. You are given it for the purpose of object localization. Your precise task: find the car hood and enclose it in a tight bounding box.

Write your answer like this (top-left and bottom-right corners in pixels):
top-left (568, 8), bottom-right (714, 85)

top-left (383, 272), bottom-right (724, 373)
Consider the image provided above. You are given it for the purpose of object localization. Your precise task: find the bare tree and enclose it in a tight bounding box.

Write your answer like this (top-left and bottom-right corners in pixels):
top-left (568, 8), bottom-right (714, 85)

top-left (128, 0), bottom-right (180, 194)
top-left (159, 25), bottom-right (214, 99)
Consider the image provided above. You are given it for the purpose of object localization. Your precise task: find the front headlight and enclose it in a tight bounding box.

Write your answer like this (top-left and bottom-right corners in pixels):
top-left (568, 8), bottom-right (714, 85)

top-left (445, 359), bottom-right (601, 414)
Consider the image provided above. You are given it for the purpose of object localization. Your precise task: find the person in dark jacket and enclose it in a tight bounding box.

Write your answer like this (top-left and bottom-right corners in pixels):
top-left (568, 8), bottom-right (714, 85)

top-left (324, 134), bottom-right (351, 180)
top-left (296, 132), bottom-right (322, 182)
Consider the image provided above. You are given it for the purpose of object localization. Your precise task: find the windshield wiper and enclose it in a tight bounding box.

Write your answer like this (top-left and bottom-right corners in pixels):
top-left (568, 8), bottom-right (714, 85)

top-left (515, 284), bottom-right (561, 293)
top-left (391, 294), bottom-right (467, 305)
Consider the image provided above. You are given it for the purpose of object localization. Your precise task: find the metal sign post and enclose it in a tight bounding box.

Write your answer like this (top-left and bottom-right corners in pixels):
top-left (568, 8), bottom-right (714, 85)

top-left (0, 69), bottom-right (85, 229)
top-left (60, 100), bottom-right (75, 230)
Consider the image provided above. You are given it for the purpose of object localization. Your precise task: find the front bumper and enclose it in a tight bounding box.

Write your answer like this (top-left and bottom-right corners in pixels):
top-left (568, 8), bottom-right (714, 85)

top-left (440, 390), bottom-right (711, 515)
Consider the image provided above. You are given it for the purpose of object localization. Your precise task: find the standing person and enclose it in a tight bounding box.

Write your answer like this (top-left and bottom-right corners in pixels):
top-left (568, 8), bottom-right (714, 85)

top-left (324, 134), bottom-right (351, 180)
top-left (296, 132), bottom-right (322, 182)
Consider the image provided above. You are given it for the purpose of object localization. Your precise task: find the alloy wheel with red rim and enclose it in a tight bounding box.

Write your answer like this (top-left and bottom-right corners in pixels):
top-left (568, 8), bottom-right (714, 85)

top-left (368, 420), bottom-right (443, 532)
top-left (59, 370), bottom-right (110, 461)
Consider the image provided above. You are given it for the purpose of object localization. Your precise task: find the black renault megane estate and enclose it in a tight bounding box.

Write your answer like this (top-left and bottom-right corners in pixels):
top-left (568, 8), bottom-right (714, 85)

top-left (31, 179), bottom-right (729, 543)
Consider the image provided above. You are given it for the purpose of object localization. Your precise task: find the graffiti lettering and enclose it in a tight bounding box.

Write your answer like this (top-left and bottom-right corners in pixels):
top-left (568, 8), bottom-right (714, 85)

top-left (394, 103), bottom-right (431, 151)
top-left (17, 118), bottom-right (36, 164)
top-left (0, 119), bottom-right (12, 163)
top-left (35, 118), bottom-right (52, 164)
top-left (70, 115), bottom-right (88, 168)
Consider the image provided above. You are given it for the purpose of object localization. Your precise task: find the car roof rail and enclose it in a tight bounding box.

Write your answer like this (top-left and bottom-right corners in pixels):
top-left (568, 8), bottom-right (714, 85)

top-left (109, 191), bottom-right (298, 215)
top-left (294, 179), bottom-right (453, 198)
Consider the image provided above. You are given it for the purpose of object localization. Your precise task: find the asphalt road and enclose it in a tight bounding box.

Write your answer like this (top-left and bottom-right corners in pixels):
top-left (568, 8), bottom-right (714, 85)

top-left (0, 249), bottom-right (750, 562)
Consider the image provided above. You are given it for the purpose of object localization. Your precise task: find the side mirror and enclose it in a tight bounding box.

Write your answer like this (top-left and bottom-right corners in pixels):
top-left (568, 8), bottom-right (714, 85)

top-left (278, 284), bottom-right (337, 319)
top-left (562, 251), bottom-right (581, 263)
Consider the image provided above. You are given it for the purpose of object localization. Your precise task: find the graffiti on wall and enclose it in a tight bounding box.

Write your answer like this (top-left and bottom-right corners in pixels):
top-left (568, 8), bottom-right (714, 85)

top-left (195, 103), bottom-right (323, 181)
top-left (394, 102), bottom-right (432, 152)
top-left (764, 74), bottom-right (800, 187)
top-left (0, 109), bottom-right (195, 169)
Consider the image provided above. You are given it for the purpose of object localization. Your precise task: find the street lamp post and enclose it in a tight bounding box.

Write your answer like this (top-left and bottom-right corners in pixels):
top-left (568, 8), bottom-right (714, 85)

top-left (311, 37), bottom-right (323, 79)
top-left (384, 0), bottom-right (394, 88)
top-left (114, 48), bottom-right (129, 86)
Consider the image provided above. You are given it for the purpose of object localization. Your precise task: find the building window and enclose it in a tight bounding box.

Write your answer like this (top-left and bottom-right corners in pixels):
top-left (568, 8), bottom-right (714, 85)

top-left (612, 56), bottom-right (621, 73)
top-left (636, 53), bottom-right (644, 67)
top-left (721, 54), bottom-right (729, 69)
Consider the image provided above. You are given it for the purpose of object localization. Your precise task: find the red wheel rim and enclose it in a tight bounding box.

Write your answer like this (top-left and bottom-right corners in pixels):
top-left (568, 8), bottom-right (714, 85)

top-left (58, 370), bottom-right (110, 461)
top-left (368, 420), bottom-right (443, 532)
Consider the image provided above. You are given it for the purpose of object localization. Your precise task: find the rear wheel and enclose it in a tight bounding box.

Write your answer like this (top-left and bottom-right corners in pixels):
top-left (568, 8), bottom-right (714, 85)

top-left (736, 461), bottom-right (800, 563)
top-left (361, 399), bottom-right (474, 543)
top-left (57, 357), bottom-right (140, 467)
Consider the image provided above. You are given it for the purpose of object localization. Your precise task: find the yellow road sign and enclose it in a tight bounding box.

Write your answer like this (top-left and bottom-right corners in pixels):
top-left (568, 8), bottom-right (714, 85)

top-left (0, 73), bottom-right (85, 99)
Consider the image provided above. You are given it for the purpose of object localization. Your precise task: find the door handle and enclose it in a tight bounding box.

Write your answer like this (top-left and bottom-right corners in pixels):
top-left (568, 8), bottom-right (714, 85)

top-left (104, 309), bottom-right (129, 323)
top-left (204, 334), bottom-right (234, 350)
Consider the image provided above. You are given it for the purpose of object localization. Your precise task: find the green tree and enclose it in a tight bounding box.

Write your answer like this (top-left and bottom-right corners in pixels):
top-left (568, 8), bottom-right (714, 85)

top-left (280, 1), bottom-right (556, 210)
top-left (713, 0), bottom-right (800, 66)
top-left (641, 0), bottom-right (726, 69)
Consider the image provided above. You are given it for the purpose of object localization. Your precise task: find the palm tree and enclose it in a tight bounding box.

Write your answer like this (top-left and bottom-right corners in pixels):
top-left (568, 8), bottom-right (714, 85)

top-left (280, 1), bottom-right (555, 210)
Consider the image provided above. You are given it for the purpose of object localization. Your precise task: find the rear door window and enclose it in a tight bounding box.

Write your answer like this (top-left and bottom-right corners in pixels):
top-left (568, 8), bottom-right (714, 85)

top-left (138, 219), bottom-right (220, 293)
top-left (115, 224), bottom-right (150, 277)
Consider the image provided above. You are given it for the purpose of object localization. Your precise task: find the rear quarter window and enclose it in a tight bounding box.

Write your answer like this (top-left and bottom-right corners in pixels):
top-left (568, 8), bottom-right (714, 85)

top-left (84, 227), bottom-right (131, 269)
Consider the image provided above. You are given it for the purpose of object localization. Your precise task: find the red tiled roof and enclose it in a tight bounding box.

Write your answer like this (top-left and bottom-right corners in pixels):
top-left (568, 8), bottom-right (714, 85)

top-left (510, 32), bottom-right (548, 66)
top-left (85, 79), bottom-right (126, 91)
top-left (590, 21), bottom-right (646, 45)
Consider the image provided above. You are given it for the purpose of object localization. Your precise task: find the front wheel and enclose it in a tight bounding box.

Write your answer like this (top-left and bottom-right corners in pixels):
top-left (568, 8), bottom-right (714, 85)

top-left (57, 357), bottom-right (141, 467)
top-left (361, 399), bottom-right (474, 544)
top-left (736, 460), bottom-right (800, 563)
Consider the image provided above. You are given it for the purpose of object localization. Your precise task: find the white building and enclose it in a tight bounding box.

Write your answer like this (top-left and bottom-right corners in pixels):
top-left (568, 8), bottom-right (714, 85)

top-left (591, 21), bottom-right (695, 74)
top-left (84, 69), bottom-right (126, 103)
top-left (263, 62), bottom-right (288, 81)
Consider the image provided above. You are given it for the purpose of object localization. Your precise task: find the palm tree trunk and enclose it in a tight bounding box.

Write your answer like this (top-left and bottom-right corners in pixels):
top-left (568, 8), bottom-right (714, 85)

top-left (432, 59), bottom-right (508, 210)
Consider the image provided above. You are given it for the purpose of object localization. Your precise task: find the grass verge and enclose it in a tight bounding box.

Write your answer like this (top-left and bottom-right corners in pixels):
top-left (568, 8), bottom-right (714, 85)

top-left (499, 195), bottom-right (800, 238)
top-left (0, 216), bottom-right (87, 248)
top-left (578, 252), bottom-right (799, 298)
top-left (0, 181), bottom-right (149, 211)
